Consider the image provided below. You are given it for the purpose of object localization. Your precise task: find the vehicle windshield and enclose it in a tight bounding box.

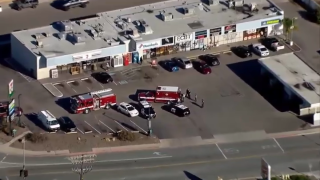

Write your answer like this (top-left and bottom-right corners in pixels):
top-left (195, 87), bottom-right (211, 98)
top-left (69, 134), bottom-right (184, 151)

top-left (144, 107), bottom-right (155, 113)
top-left (241, 46), bottom-right (249, 51)
top-left (127, 106), bottom-right (135, 111)
top-left (202, 64), bottom-right (209, 68)
top-left (260, 48), bottom-right (268, 51)
top-left (184, 60), bottom-right (191, 64)
top-left (0, 106), bottom-right (6, 114)
top-left (49, 120), bottom-right (59, 126)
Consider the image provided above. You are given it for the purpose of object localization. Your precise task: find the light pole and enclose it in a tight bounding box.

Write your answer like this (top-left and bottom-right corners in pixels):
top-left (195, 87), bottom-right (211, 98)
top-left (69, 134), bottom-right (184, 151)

top-left (68, 154), bottom-right (96, 180)
top-left (18, 94), bottom-right (22, 126)
top-left (290, 17), bottom-right (298, 45)
top-left (20, 138), bottom-right (27, 179)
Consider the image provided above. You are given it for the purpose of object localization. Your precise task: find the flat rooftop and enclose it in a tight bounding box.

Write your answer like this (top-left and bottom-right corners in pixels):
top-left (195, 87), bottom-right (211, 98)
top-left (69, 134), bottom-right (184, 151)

top-left (103, 0), bottom-right (282, 42)
top-left (259, 53), bottom-right (320, 105)
top-left (12, 0), bottom-right (283, 58)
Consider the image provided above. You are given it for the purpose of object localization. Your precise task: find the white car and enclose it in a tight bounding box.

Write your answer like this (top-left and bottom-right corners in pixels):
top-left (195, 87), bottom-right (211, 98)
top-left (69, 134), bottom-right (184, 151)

top-left (174, 57), bottom-right (193, 69)
top-left (117, 102), bottom-right (139, 117)
top-left (252, 43), bottom-right (269, 57)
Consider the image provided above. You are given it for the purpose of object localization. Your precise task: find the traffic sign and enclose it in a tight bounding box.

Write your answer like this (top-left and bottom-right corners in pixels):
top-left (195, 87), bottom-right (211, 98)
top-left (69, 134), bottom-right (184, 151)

top-left (8, 79), bottom-right (14, 98)
top-left (261, 158), bottom-right (271, 180)
top-left (8, 99), bottom-right (15, 116)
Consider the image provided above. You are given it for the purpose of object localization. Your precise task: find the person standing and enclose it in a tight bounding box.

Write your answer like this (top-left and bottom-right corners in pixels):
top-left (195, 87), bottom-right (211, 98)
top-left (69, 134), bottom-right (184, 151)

top-left (181, 93), bottom-right (185, 102)
top-left (186, 89), bottom-right (190, 99)
top-left (194, 94), bottom-right (198, 103)
top-left (201, 99), bottom-right (204, 108)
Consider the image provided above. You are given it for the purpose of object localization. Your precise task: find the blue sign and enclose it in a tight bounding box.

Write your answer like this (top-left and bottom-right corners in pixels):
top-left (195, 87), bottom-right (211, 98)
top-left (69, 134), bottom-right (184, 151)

top-left (9, 99), bottom-right (15, 116)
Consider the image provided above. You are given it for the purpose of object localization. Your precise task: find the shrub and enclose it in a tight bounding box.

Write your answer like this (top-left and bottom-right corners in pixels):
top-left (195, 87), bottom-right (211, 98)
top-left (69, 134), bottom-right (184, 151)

top-left (271, 177), bottom-right (282, 180)
top-left (116, 131), bottom-right (136, 141)
top-left (25, 133), bottom-right (48, 143)
top-left (290, 175), bottom-right (311, 180)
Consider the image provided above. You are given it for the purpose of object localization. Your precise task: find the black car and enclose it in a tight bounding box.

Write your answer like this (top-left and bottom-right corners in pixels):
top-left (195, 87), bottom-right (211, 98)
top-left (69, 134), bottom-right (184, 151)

top-left (164, 101), bottom-right (190, 117)
top-left (58, 116), bottom-right (77, 133)
top-left (138, 101), bottom-right (156, 119)
top-left (13, 0), bottom-right (39, 10)
top-left (232, 46), bottom-right (252, 58)
top-left (199, 54), bottom-right (220, 66)
top-left (160, 60), bottom-right (179, 72)
top-left (61, 0), bottom-right (89, 11)
top-left (262, 37), bottom-right (280, 50)
top-left (92, 72), bottom-right (113, 84)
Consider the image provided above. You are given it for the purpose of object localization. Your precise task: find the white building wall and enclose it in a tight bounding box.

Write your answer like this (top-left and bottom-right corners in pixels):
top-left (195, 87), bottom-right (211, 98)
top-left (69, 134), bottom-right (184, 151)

top-left (10, 34), bottom-right (38, 78)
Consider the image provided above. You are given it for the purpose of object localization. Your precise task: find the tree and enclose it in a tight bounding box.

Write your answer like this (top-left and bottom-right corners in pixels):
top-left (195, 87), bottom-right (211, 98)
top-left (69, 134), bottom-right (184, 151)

top-left (316, 8), bottom-right (320, 24)
top-left (282, 17), bottom-right (298, 41)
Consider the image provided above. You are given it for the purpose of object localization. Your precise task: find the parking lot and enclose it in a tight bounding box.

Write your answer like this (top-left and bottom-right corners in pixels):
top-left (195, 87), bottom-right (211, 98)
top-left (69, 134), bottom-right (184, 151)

top-left (7, 42), bottom-right (307, 140)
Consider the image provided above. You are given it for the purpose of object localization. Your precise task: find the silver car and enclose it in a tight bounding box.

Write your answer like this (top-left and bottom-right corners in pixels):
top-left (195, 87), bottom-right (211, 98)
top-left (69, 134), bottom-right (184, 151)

top-left (174, 57), bottom-right (193, 69)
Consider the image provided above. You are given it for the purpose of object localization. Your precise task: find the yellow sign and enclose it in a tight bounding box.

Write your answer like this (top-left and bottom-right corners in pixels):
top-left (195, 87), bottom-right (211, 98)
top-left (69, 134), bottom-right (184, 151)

top-left (261, 19), bottom-right (280, 26)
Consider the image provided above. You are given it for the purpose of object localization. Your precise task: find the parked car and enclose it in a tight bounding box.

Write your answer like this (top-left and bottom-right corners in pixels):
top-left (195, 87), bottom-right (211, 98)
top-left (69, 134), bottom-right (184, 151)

top-left (163, 100), bottom-right (190, 117)
top-left (262, 37), bottom-right (285, 51)
top-left (199, 62), bottom-right (212, 74)
top-left (117, 102), bottom-right (139, 117)
top-left (199, 54), bottom-right (220, 66)
top-left (173, 57), bottom-right (193, 69)
top-left (61, 0), bottom-right (89, 11)
top-left (138, 101), bottom-right (156, 119)
top-left (161, 60), bottom-right (179, 72)
top-left (232, 46), bottom-right (252, 58)
top-left (91, 72), bottom-right (113, 84)
top-left (251, 43), bottom-right (269, 57)
top-left (13, 0), bottom-right (39, 11)
top-left (58, 116), bottom-right (77, 133)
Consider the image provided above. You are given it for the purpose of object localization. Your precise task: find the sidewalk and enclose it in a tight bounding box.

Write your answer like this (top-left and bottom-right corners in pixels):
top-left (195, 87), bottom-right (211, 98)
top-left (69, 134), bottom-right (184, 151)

top-left (0, 127), bottom-right (319, 157)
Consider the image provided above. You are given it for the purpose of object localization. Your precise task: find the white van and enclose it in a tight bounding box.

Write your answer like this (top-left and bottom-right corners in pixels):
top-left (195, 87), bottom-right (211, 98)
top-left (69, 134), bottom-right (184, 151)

top-left (37, 110), bottom-right (60, 131)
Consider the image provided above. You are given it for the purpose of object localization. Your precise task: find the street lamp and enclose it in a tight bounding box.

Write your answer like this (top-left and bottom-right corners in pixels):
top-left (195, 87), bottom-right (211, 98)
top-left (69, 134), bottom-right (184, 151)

top-left (290, 17), bottom-right (298, 45)
top-left (67, 154), bottom-right (96, 180)
top-left (18, 94), bottom-right (22, 126)
top-left (20, 137), bottom-right (27, 179)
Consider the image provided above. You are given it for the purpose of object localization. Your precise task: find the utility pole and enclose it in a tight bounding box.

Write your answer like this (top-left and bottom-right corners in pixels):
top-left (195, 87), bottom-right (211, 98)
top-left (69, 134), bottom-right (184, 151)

top-left (20, 137), bottom-right (28, 179)
top-left (68, 154), bottom-right (96, 180)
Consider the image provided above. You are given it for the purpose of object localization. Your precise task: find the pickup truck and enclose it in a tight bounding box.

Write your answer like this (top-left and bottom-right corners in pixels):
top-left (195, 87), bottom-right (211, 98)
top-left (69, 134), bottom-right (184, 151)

top-left (13, 0), bottom-right (39, 10)
top-left (263, 37), bottom-right (285, 51)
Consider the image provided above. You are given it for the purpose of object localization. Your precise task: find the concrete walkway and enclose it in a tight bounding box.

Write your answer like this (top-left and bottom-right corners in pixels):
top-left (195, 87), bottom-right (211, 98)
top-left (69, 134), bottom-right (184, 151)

top-left (0, 127), bottom-right (318, 157)
top-left (42, 83), bottom-right (63, 97)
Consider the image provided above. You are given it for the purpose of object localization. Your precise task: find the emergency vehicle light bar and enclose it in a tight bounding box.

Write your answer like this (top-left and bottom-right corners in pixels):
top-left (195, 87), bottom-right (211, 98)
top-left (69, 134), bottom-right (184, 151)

top-left (90, 89), bottom-right (112, 95)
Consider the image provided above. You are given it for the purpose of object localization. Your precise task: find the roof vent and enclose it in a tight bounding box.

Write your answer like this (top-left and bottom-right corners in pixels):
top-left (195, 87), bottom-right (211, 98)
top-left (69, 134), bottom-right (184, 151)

top-left (250, 3), bottom-right (257, 11)
top-left (183, 7), bottom-right (194, 15)
top-left (142, 24), bottom-right (153, 34)
top-left (58, 32), bottom-right (66, 40)
top-left (34, 33), bottom-right (43, 40)
top-left (234, 0), bottom-right (244, 7)
top-left (302, 82), bottom-right (316, 91)
top-left (36, 40), bottom-right (43, 47)
top-left (160, 11), bottom-right (174, 21)
top-left (198, 3), bottom-right (204, 11)
top-left (43, 32), bottom-right (52, 37)
top-left (207, 0), bottom-right (219, 6)
top-left (72, 32), bottom-right (86, 45)
top-left (57, 20), bottom-right (73, 32)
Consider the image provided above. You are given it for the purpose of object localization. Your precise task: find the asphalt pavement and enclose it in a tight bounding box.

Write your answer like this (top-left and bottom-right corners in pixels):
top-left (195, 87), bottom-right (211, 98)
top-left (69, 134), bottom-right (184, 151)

top-left (0, 133), bottom-right (319, 180)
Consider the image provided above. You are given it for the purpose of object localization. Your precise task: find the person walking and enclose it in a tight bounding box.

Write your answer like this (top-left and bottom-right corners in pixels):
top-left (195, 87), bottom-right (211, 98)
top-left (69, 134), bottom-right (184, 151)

top-left (194, 94), bottom-right (198, 103)
top-left (181, 93), bottom-right (185, 102)
top-left (201, 99), bottom-right (204, 108)
top-left (186, 89), bottom-right (191, 99)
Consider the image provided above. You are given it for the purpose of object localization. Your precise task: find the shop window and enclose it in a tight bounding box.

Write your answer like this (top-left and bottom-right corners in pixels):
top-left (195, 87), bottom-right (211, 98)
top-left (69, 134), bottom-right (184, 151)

top-left (161, 37), bottom-right (174, 46)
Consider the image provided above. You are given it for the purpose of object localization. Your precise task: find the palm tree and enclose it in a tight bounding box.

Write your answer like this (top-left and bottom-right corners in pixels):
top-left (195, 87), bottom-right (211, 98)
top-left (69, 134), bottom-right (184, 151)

top-left (282, 17), bottom-right (298, 41)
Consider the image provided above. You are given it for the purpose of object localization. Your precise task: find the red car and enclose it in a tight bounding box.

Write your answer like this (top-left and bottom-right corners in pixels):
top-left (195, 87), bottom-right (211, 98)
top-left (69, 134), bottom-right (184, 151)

top-left (199, 63), bottom-right (211, 74)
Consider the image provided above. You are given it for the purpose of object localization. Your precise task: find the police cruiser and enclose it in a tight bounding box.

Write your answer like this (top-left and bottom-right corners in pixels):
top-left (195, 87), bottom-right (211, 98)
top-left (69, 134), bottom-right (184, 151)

top-left (165, 101), bottom-right (190, 117)
top-left (138, 101), bottom-right (156, 119)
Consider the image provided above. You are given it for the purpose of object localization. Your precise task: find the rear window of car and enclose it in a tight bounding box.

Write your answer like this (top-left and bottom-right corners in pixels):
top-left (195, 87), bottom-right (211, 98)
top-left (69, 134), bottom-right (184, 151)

top-left (184, 60), bottom-right (191, 64)
top-left (260, 48), bottom-right (268, 51)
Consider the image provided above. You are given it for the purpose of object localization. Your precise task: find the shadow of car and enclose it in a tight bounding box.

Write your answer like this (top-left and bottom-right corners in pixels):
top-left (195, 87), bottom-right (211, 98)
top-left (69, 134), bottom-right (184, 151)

top-left (91, 72), bottom-right (113, 84)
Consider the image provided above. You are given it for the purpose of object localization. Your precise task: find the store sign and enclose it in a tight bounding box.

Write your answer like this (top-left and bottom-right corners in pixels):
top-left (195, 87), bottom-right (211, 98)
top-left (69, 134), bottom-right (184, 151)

top-left (72, 51), bottom-right (102, 61)
top-left (224, 25), bottom-right (236, 34)
top-left (138, 40), bottom-right (161, 49)
top-left (210, 27), bottom-right (222, 36)
top-left (195, 30), bottom-right (208, 39)
top-left (261, 19), bottom-right (280, 26)
top-left (162, 37), bottom-right (174, 46)
top-left (175, 33), bottom-right (193, 43)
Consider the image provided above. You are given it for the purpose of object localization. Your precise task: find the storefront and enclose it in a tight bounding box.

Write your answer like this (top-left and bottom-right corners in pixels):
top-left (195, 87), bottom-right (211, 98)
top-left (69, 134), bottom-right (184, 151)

top-left (192, 30), bottom-right (208, 50)
top-left (261, 19), bottom-right (283, 36)
top-left (174, 33), bottom-right (193, 51)
top-left (137, 37), bottom-right (175, 60)
top-left (221, 24), bottom-right (243, 45)
top-left (208, 27), bottom-right (222, 47)
top-left (243, 28), bottom-right (267, 41)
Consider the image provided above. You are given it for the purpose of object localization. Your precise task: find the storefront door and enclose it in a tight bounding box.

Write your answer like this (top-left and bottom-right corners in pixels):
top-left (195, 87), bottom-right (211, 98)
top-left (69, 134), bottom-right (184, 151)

top-left (112, 56), bottom-right (124, 67)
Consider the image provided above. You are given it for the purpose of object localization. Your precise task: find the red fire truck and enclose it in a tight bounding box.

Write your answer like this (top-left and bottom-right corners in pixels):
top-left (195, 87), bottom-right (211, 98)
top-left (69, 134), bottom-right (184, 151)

top-left (138, 86), bottom-right (181, 103)
top-left (70, 89), bottom-right (116, 114)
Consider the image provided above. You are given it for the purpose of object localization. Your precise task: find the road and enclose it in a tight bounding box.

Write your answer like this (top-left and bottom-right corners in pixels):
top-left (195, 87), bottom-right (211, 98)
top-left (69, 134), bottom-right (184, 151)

top-left (0, 133), bottom-right (319, 180)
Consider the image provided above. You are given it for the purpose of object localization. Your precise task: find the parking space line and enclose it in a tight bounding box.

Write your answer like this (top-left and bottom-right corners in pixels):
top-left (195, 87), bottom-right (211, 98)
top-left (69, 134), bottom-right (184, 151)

top-left (113, 81), bottom-right (118, 85)
top-left (99, 120), bottom-right (115, 133)
top-left (216, 143), bottom-right (228, 159)
top-left (273, 138), bottom-right (285, 153)
top-left (76, 128), bottom-right (85, 134)
top-left (66, 81), bottom-right (77, 93)
top-left (84, 121), bottom-right (101, 134)
top-left (130, 120), bottom-right (148, 134)
top-left (114, 120), bottom-right (128, 131)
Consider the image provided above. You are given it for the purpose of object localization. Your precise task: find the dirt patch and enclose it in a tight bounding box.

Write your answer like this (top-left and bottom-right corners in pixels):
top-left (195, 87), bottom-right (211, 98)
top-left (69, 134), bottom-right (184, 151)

top-left (0, 120), bottom-right (29, 144)
top-left (10, 133), bottom-right (159, 153)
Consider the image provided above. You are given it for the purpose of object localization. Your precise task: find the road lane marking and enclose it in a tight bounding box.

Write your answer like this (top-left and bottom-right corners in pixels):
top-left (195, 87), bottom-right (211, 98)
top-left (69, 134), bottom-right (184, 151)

top-left (114, 120), bottom-right (128, 131)
top-left (223, 148), bottom-right (239, 154)
top-left (4, 58), bottom-right (33, 83)
top-left (273, 138), bottom-right (285, 153)
top-left (84, 121), bottom-right (101, 134)
top-left (1, 155), bottom-right (7, 162)
top-left (76, 128), bottom-right (85, 134)
top-left (86, 86), bottom-right (91, 91)
top-left (261, 145), bottom-right (278, 149)
top-left (5, 176), bottom-right (9, 180)
top-left (91, 78), bottom-right (105, 88)
top-left (216, 143), bottom-right (228, 159)
top-left (66, 82), bottom-right (77, 93)
top-left (130, 120), bottom-right (148, 134)
top-left (99, 120), bottom-right (115, 133)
